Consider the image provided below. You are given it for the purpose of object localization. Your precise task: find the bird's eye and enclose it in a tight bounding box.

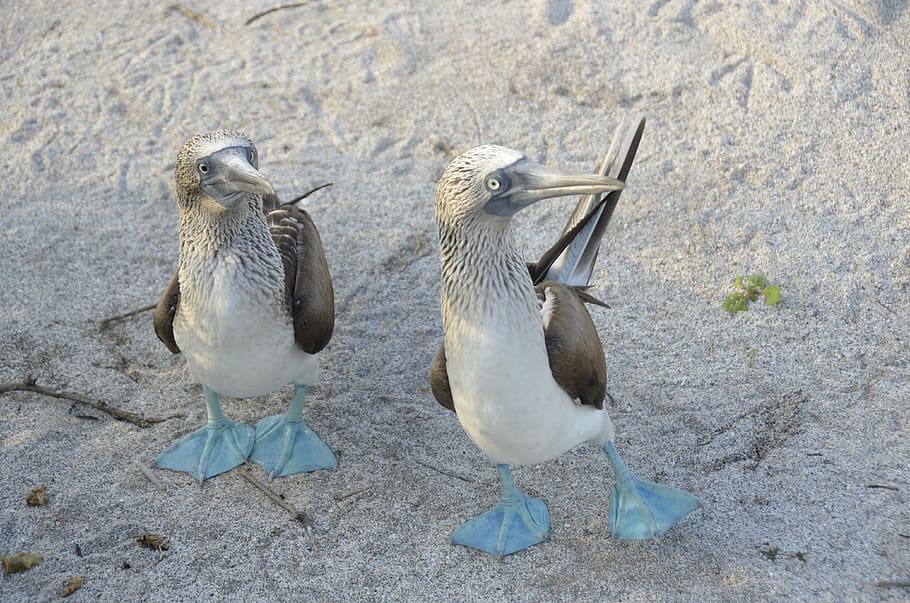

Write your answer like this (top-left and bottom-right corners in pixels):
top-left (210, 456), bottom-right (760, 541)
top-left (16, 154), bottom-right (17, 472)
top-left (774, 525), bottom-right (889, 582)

top-left (486, 177), bottom-right (501, 191)
top-left (198, 162), bottom-right (208, 174)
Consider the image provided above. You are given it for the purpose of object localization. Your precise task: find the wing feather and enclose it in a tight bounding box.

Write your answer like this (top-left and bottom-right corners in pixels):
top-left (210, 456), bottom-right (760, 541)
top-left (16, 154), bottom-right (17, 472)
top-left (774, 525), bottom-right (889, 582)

top-left (153, 271), bottom-right (181, 354)
top-left (536, 281), bottom-right (606, 409)
top-left (267, 204), bottom-right (334, 354)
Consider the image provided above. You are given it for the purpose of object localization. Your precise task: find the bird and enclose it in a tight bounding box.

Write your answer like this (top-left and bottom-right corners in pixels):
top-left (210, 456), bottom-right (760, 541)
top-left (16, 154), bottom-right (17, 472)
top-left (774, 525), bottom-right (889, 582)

top-left (429, 117), bottom-right (698, 557)
top-left (153, 129), bottom-right (337, 482)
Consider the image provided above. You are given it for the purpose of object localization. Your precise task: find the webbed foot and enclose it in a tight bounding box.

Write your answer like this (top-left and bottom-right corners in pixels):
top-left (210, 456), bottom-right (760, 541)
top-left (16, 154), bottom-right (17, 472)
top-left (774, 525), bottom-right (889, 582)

top-left (155, 386), bottom-right (254, 482)
top-left (604, 441), bottom-right (699, 539)
top-left (451, 465), bottom-right (549, 557)
top-left (155, 421), bottom-right (254, 481)
top-left (250, 415), bottom-right (337, 477)
top-left (249, 384), bottom-right (337, 478)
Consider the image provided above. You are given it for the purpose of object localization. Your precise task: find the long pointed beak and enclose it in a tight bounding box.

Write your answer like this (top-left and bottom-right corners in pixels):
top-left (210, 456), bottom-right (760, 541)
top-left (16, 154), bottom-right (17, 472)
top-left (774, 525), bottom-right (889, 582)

top-left (200, 146), bottom-right (275, 209)
top-left (485, 158), bottom-right (625, 217)
top-left (507, 159), bottom-right (624, 203)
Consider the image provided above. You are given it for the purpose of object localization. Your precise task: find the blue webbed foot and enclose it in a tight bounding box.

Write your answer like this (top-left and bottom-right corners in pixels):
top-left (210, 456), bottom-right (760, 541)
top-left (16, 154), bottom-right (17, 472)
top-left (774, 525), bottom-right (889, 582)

top-left (155, 386), bottom-right (254, 482)
top-left (604, 442), bottom-right (699, 540)
top-left (249, 384), bottom-right (337, 478)
top-left (451, 465), bottom-right (550, 557)
top-left (155, 422), bottom-right (254, 481)
top-left (155, 422), bottom-right (254, 482)
top-left (250, 415), bottom-right (337, 477)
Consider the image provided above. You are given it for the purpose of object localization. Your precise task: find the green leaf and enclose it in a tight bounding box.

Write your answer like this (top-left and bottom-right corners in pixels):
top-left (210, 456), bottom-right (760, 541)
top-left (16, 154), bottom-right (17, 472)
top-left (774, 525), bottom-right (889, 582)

top-left (746, 274), bottom-right (767, 289)
top-left (763, 285), bottom-right (781, 305)
top-left (733, 276), bottom-right (744, 289)
top-left (723, 292), bottom-right (748, 313)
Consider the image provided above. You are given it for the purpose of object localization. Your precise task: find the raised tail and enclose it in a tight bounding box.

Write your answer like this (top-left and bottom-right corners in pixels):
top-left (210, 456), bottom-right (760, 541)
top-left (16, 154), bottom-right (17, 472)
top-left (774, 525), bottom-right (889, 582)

top-left (530, 115), bottom-right (646, 287)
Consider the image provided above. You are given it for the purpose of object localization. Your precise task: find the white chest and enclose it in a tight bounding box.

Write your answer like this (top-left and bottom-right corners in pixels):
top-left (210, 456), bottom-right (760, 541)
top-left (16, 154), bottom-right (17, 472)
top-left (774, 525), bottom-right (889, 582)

top-left (174, 251), bottom-right (318, 397)
top-left (444, 306), bottom-right (608, 466)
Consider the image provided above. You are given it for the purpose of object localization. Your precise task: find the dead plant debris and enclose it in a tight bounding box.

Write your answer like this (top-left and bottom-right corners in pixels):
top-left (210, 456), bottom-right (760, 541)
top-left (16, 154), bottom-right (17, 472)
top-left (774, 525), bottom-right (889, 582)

top-left (137, 533), bottom-right (169, 564)
top-left (27, 484), bottom-right (47, 506)
top-left (61, 576), bottom-right (83, 597)
top-left (136, 533), bottom-right (168, 551)
top-left (2, 552), bottom-right (43, 575)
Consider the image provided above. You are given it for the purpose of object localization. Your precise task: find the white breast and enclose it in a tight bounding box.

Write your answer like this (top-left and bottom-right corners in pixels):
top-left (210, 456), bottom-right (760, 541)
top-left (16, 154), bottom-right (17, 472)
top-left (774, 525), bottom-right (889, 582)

top-left (175, 251), bottom-right (318, 398)
top-left (445, 305), bottom-right (611, 466)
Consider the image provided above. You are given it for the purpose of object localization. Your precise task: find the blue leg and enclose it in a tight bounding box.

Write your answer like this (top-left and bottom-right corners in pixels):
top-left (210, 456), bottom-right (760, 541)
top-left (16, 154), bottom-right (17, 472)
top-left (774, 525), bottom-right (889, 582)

top-left (155, 387), bottom-right (255, 482)
top-left (451, 464), bottom-right (550, 557)
top-left (604, 441), bottom-right (699, 540)
top-left (249, 384), bottom-right (337, 478)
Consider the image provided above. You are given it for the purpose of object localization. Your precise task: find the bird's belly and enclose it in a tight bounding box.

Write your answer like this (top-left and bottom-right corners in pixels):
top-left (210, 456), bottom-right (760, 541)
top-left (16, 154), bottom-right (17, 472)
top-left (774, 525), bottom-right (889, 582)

top-left (448, 333), bottom-right (608, 466)
top-left (174, 270), bottom-right (318, 398)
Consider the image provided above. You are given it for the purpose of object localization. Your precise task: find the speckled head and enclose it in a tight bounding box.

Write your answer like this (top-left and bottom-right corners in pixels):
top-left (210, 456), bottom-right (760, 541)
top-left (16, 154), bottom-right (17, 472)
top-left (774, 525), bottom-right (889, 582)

top-left (435, 145), bottom-right (625, 226)
top-left (174, 129), bottom-right (273, 211)
top-left (435, 145), bottom-right (525, 224)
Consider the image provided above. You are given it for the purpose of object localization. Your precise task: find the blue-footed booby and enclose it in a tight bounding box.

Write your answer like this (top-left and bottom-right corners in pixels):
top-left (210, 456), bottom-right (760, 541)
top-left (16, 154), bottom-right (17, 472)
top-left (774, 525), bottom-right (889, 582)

top-left (153, 130), bottom-right (337, 482)
top-left (430, 117), bottom-right (698, 557)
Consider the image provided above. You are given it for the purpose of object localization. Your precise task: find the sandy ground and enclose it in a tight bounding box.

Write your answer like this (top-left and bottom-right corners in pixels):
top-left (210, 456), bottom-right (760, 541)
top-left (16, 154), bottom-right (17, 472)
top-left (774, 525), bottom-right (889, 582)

top-left (1, 1), bottom-right (908, 601)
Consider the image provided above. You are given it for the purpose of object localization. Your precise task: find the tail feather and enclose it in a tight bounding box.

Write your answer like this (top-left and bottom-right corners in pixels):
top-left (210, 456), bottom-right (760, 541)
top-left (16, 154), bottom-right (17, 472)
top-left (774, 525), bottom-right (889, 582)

top-left (536, 116), bottom-right (646, 287)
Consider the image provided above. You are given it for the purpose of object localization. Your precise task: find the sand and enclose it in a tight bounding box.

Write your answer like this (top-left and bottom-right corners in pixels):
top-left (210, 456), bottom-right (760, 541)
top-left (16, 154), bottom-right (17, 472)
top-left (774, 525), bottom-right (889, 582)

top-left (1, 1), bottom-right (908, 600)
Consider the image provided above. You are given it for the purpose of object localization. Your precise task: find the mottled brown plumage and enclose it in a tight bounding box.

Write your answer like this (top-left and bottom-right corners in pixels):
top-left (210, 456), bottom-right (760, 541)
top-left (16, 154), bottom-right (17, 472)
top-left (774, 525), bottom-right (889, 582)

top-left (153, 130), bottom-right (334, 359)
top-left (536, 281), bottom-right (606, 409)
top-left (266, 203), bottom-right (334, 354)
top-left (429, 119), bottom-right (644, 417)
top-left (429, 280), bottom-right (606, 413)
top-left (151, 130), bottom-right (338, 482)
top-left (154, 273), bottom-right (181, 354)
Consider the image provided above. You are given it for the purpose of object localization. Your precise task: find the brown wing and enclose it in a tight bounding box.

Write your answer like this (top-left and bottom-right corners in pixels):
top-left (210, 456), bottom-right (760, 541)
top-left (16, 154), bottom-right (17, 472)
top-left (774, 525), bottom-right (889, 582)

top-left (267, 204), bottom-right (335, 354)
top-left (261, 192), bottom-right (282, 213)
top-left (429, 342), bottom-right (456, 412)
top-left (153, 271), bottom-right (181, 354)
top-left (535, 280), bottom-right (606, 409)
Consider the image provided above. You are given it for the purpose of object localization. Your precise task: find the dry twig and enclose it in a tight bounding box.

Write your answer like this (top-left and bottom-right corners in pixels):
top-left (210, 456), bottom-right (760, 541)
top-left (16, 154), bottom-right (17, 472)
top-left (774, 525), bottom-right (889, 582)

top-left (286, 182), bottom-right (333, 205)
top-left (414, 458), bottom-right (474, 483)
top-left (334, 486), bottom-right (372, 502)
top-left (96, 303), bottom-right (156, 329)
top-left (865, 484), bottom-right (899, 491)
top-left (245, 3), bottom-right (307, 26)
top-left (0, 375), bottom-right (182, 428)
top-left (137, 463), bottom-right (167, 491)
top-left (237, 466), bottom-right (317, 550)
top-left (170, 3), bottom-right (216, 28)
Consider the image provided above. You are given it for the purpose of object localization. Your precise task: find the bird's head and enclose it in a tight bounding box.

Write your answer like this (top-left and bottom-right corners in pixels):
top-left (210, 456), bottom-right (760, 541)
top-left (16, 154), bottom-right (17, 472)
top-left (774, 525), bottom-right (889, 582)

top-left (435, 144), bottom-right (625, 225)
top-left (174, 130), bottom-right (274, 212)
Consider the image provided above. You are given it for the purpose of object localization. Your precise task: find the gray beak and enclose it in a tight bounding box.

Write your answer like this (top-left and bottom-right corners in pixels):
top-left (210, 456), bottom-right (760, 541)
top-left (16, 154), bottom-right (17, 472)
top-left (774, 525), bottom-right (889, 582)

top-left (486, 158), bottom-right (625, 217)
top-left (199, 146), bottom-right (275, 209)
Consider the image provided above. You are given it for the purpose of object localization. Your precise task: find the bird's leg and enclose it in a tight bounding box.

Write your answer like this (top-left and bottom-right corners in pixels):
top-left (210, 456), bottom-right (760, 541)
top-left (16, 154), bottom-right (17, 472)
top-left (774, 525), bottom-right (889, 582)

top-left (249, 384), bottom-right (337, 478)
top-left (155, 386), bottom-right (255, 482)
top-left (603, 441), bottom-right (699, 540)
top-left (451, 464), bottom-right (550, 557)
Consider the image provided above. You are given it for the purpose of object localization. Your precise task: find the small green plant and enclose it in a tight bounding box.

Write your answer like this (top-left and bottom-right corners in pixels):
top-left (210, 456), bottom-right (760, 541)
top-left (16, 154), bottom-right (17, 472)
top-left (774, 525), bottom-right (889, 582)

top-left (723, 274), bottom-right (781, 313)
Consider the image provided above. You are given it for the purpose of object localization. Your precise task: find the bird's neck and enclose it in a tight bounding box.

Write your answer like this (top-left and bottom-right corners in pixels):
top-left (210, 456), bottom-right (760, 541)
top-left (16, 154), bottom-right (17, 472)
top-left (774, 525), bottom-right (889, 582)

top-left (437, 216), bottom-right (539, 332)
top-left (176, 194), bottom-right (282, 302)
top-left (178, 194), bottom-right (268, 258)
